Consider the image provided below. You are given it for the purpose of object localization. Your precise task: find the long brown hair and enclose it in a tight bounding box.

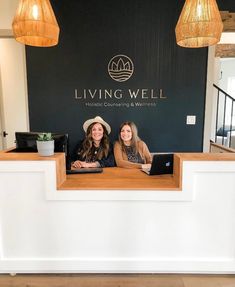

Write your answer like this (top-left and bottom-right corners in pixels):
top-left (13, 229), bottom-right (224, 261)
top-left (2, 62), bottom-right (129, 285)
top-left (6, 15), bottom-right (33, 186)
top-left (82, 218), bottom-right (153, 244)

top-left (118, 121), bottom-right (140, 154)
top-left (81, 122), bottom-right (110, 160)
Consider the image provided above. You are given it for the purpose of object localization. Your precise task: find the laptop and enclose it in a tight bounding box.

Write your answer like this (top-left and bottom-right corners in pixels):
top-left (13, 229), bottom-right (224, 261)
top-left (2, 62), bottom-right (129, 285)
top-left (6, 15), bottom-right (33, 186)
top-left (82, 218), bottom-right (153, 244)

top-left (141, 153), bottom-right (174, 175)
top-left (66, 167), bottom-right (103, 174)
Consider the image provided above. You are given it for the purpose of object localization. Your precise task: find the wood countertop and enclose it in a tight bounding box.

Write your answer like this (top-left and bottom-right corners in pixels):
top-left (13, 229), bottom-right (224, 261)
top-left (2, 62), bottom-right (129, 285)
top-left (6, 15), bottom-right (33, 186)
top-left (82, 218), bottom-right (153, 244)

top-left (1, 151), bottom-right (235, 190)
top-left (60, 167), bottom-right (178, 190)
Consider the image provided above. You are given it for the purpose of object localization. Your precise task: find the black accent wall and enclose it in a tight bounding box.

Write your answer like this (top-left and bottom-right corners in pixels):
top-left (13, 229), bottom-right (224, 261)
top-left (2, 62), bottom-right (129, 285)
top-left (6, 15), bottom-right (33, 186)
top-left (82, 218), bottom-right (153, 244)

top-left (26, 0), bottom-right (234, 154)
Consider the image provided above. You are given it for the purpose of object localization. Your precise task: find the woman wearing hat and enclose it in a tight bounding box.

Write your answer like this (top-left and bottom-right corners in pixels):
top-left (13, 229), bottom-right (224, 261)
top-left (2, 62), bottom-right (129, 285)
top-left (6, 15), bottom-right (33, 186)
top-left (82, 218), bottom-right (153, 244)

top-left (72, 116), bottom-right (115, 168)
top-left (114, 121), bottom-right (152, 169)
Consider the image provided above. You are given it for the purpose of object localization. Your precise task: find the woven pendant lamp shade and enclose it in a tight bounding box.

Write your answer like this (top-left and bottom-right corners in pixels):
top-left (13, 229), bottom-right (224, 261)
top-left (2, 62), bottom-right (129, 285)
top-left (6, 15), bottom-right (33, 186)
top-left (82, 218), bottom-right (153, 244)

top-left (12, 0), bottom-right (60, 47)
top-left (175, 0), bottom-right (223, 48)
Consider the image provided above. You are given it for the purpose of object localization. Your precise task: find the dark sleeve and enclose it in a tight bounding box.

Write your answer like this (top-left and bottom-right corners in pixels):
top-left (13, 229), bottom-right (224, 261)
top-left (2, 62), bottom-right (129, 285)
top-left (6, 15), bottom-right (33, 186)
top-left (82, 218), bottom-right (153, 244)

top-left (71, 140), bottom-right (85, 162)
top-left (97, 143), bottom-right (116, 167)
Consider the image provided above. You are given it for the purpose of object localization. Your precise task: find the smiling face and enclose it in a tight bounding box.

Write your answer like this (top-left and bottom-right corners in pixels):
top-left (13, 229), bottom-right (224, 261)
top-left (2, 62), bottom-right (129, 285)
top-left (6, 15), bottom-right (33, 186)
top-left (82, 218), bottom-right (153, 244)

top-left (120, 124), bottom-right (132, 145)
top-left (91, 123), bottom-right (104, 144)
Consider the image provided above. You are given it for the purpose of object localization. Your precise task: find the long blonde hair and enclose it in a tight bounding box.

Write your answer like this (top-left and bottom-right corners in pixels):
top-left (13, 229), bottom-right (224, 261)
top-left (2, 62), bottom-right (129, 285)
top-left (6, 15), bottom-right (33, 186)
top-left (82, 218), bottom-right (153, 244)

top-left (81, 122), bottom-right (110, 160)
top-left (118, 121), bottom-right (140, 154)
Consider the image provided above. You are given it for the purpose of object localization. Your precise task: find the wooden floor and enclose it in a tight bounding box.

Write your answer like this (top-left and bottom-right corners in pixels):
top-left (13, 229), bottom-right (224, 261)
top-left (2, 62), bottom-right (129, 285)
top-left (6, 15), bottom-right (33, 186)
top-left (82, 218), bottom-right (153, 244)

top-left (0, 274), bottom-right (235, 287)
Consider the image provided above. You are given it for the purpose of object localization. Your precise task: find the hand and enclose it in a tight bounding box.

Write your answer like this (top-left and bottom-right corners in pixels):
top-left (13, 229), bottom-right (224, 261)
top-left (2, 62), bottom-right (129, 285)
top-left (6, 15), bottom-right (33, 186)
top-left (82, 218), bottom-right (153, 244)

top-left (72, 161), bottom-right (99, 168)
top-left (72, 160), bottom-right (83, 168)
top-left (141, 163), bottom-right (151, 169)
top-left (81, 162), bottom-right (99, 168)
top-left (79, 161), bottom-right (92, 168)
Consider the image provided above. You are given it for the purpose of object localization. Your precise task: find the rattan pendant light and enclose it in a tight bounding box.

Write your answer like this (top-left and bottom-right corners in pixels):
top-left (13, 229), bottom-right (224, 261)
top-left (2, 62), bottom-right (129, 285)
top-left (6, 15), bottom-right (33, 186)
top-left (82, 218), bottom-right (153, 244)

top-left (175, 0), bottom-right (223, 48)
top-left (12, 0), bottom-right (60, 47)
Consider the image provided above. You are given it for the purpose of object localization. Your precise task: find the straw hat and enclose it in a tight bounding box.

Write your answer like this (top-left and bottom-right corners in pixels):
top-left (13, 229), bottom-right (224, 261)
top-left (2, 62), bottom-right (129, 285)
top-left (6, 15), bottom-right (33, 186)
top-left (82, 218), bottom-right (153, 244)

top-left (83, 116), bottom-right (111, 134)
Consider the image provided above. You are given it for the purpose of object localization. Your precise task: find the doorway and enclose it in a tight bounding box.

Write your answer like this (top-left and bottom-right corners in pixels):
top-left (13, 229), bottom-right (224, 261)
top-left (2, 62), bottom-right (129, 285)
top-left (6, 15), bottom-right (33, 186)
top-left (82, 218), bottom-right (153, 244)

top-left (203, 25), bottom-right (235, 152)
top-left (0, 38), bottom-right (29, 150)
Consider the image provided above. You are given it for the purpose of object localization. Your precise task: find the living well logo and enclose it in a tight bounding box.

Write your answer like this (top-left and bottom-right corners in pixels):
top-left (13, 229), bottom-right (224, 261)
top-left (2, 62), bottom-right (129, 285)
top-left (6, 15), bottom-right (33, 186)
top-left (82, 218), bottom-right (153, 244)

top-left (108, 54), bottom-right (134, 82)
top-left (74, 53), bottom-right (167, 108)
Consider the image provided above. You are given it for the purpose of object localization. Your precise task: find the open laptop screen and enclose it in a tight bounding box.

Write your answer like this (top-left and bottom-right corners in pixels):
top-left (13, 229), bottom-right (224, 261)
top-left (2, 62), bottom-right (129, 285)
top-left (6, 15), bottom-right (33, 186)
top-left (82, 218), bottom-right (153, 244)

top-left (142, 153), bottom-right (174, 175)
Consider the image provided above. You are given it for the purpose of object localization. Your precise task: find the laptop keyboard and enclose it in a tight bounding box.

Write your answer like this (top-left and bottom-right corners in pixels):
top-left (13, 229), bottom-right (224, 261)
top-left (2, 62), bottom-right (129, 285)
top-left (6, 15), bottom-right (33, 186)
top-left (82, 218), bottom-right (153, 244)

top-left (66, 168), bottom-right (103, 174)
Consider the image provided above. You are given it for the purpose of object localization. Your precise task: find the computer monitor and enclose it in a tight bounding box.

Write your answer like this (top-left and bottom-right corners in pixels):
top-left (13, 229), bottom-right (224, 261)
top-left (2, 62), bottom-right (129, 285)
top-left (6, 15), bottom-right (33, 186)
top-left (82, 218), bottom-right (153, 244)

top-left (10, 132), bottom-right (70, 168)
top-left (14, 132), bottom-right (69, 154)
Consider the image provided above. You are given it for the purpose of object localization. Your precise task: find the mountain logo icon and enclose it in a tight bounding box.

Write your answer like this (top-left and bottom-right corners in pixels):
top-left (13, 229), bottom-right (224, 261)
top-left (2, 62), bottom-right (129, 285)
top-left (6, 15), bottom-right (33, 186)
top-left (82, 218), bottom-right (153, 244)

top-left (108, 54), bottom-right (134, 82)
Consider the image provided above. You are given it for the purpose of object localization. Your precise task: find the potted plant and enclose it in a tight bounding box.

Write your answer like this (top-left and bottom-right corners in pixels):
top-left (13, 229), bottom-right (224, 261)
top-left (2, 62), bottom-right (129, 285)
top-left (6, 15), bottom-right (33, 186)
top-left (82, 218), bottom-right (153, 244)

top-left (36, 132), bottom-right (54, 156)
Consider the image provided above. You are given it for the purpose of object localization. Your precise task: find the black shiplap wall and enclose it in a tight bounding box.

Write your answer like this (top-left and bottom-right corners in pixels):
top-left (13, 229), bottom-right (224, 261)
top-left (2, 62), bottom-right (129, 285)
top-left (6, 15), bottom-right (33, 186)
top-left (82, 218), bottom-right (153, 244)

top-left (26, 0), bottom-right (230, 154)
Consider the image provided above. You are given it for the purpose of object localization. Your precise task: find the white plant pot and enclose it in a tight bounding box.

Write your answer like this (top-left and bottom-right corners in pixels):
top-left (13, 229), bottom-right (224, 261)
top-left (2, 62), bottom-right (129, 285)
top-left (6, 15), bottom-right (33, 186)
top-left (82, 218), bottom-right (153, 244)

top-left (36, 140), bottom-right (54, 156)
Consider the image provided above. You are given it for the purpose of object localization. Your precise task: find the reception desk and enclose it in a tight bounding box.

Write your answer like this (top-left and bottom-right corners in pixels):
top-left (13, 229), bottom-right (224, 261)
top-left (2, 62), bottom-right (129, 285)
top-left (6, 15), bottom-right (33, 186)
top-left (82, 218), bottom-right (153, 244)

top-left (1, 151), bottom-right (235, 273)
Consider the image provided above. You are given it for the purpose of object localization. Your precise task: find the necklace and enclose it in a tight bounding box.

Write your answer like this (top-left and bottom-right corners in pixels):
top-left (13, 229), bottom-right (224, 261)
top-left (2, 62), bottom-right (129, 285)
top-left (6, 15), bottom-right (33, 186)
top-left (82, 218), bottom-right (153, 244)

top-left (94, 146), bottom-right (100, 155)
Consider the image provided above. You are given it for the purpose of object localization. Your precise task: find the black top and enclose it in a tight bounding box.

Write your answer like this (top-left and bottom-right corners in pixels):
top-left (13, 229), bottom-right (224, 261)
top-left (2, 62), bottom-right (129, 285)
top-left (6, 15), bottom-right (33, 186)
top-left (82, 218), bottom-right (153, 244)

top-left (72, 140), bottom-right (115, 168)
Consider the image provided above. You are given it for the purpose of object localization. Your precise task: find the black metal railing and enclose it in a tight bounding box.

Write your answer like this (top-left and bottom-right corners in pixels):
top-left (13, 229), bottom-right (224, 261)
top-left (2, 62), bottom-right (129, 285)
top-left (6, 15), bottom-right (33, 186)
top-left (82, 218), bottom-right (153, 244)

top-left (213, 84), bottom-right (235, 148)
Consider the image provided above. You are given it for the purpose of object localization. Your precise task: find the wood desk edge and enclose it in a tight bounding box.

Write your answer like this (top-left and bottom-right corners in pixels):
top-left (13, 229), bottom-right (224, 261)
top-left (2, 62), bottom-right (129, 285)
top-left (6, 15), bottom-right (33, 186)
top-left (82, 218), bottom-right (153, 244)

top-left (1, 151), bottom-right (235, 190)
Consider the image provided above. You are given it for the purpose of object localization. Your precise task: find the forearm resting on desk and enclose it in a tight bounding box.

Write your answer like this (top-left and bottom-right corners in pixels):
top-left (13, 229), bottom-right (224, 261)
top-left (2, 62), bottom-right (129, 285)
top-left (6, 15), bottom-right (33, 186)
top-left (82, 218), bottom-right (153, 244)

top-left (72, 160), bottom-right (100, 168)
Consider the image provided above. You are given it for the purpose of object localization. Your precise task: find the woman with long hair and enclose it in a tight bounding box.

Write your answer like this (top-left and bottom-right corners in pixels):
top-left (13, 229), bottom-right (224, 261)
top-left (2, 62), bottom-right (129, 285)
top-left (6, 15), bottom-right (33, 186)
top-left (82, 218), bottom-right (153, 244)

top-left (72, 116), bottom-right (115, 168)
top-left (114, 121), bottom-right (152, 169)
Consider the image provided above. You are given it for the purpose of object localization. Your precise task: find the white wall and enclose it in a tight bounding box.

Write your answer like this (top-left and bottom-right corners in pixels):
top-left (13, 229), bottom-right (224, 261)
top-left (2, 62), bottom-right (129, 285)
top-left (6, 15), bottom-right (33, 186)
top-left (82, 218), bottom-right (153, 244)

top-left (203, 47), bottom-right (221, 150)
top-left (0, 0), bottom-right (18, 30)
top-left (219, 58), bottom-right (235, 98)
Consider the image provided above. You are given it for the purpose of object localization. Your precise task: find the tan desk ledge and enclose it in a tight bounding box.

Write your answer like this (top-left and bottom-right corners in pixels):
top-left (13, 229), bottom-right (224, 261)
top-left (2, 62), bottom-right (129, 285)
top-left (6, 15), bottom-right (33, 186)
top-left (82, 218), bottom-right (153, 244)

top-left (60, 167), bottom-right (180, 190)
